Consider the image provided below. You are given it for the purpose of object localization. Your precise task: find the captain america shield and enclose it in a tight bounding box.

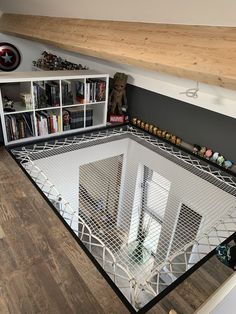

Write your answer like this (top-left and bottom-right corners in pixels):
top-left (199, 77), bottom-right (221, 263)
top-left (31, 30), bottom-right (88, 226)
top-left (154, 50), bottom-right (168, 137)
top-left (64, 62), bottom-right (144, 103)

top-left (0, 43), bottom-right (21, 71)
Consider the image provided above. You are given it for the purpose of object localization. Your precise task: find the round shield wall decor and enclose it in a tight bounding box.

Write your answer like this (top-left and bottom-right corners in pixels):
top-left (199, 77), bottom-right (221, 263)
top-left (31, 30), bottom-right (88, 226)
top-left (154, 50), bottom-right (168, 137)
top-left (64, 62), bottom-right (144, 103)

top-left (0, 42), bottom-right (21, 71)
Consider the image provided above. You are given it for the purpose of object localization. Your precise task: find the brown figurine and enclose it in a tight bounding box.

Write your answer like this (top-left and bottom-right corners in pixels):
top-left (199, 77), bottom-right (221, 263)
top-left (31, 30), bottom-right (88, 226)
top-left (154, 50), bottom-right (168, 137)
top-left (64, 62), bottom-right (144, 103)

top-left (140, 121), bottom-right (145, 129)
top-left (149, 124), bottom-right (154, 133)
top-left (109, 72), bottom-right (128, 115)
top-left (145, 123), bottom-right (150, 131)
top-left (152, 127), bottom-right (158, 135)
top-left (132, 117), bottom-right (137, 125)
top-left (170, 135), bottom-right (177, 144)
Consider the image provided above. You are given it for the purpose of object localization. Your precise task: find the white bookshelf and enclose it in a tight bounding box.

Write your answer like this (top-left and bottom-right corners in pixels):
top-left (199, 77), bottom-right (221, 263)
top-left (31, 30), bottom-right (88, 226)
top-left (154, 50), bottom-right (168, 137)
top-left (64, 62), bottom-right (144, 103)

top-left (0, 70), bottom-right (109, 145)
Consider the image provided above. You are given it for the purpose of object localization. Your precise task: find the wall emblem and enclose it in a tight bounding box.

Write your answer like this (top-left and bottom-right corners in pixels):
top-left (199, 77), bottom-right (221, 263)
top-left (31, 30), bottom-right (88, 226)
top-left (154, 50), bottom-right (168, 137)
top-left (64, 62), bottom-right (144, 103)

top-left (0, 43), bottom-right (21, 71)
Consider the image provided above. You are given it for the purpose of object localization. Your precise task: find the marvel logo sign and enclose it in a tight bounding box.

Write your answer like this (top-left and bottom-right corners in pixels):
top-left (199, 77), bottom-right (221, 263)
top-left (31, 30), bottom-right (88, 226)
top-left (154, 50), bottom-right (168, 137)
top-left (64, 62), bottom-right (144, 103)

top-left (109, 115), bottom-right (125, 123)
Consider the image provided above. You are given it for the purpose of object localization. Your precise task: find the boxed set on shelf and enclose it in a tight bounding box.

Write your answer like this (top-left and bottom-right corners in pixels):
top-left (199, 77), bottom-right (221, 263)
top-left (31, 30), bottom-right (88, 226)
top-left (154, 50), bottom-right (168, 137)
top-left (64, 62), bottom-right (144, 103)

top-left (63, 107), bottom-right (93, 130)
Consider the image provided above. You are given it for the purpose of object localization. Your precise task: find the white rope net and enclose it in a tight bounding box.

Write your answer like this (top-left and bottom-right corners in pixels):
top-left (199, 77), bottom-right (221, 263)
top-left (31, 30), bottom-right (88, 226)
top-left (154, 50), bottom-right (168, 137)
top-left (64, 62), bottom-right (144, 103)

top-left (11, 126), bottom-right (236, 311)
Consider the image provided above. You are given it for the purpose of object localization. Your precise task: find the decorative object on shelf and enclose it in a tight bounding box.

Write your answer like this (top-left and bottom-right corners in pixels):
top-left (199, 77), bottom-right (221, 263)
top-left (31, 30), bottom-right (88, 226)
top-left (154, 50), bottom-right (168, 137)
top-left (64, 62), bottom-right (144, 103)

top-left (157, 129), bottom-right (162, 137)
top-left (0, 42), bottom-right (21, 72)
top-left (152, 126), bottom-right (158, 135)
top-left (190, 144), bottom-right (234, 171)
top-left (108, 72), bottom-right (129, 124)
top-left (199, 146), bottom-right (207, 157)
top-left (161, 130), bottom-right (167, 138)
top-left (131, 116), bottom-right (235, 172)
top-left (2, 96), bottom-right (15, 112)
top-left (205, 149), bottom-right (213, 159)
top-left (140, 121), bottom-right (145, 129)
top-left (109, 115), bottom-right (124, 123)
top-left (176, 138), bottom-right (182, 146)
top-left (224, 160), bottom-right (233, 169)
top-left (170, 135), bottom-right (177, 144)
top-left (131, 116), bottom-right (182, 147)
top-left (148, 124), bottom-right (154, 133)
top-left (145, 123), bottom-right (149, 132)
top-left (211, 152), bottom-right (220, 162)
top-left (165, 132), bottom-right (171, 140)
top-left (32, 51), bottom-right (88, 71)
top-left (20, 93), bottom-right (33, 110)
top-left (193, 144), bottom-right (201, 154)
top-left (217, 155), bottom-right (225, 167)
top-left (132, 117), bottom-right (137, 126)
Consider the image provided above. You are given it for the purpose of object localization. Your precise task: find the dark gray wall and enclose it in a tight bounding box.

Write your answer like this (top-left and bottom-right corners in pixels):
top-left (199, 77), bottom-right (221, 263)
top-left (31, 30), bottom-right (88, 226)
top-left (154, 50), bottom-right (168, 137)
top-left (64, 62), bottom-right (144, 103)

top-left (127, 84), bottom-right (236, 162)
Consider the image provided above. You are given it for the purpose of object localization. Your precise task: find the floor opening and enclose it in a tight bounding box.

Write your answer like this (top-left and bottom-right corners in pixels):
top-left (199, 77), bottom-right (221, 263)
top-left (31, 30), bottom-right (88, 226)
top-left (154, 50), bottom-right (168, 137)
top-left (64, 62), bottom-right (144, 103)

top-left (11, 126), bottom-right (236, 311)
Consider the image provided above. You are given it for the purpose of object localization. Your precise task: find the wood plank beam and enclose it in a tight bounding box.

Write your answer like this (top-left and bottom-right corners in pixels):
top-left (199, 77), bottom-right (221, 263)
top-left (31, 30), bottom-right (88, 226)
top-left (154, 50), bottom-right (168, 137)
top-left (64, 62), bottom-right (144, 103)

top-left (0, 13), bottom-right (236, 90)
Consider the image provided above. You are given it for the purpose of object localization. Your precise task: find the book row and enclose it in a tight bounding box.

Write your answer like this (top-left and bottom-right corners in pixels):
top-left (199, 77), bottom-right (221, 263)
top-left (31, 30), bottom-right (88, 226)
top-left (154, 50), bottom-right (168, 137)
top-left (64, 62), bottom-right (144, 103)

top-left (36, 112), bottom-right (61, 136)
top-left (5, 113), bottom-right (35, 141)
top-left (34, 81), bottom-right (60, 109)
top-left (74, 80), bottom-right (106, 104)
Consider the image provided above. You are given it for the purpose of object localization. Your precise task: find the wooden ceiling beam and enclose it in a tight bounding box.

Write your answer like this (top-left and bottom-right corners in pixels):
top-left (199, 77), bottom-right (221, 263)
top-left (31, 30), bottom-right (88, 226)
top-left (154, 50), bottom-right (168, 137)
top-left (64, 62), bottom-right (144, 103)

top-left (1, 13), bottom-right (236, 90)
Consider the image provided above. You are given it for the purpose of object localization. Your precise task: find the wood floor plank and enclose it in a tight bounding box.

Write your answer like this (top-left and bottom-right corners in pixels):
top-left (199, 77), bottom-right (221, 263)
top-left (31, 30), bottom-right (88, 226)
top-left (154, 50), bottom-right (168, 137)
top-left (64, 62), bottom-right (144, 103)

top-left (60, 236), bottom-right (130, 314)
top-left (148, 256), bottom-right (233, 314)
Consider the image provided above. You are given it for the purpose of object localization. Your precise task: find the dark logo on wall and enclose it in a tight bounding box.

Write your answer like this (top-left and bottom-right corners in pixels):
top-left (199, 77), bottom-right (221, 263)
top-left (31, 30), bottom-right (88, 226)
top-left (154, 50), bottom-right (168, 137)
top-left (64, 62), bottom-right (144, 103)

top-left (0, 43), bottom-right (21, 71)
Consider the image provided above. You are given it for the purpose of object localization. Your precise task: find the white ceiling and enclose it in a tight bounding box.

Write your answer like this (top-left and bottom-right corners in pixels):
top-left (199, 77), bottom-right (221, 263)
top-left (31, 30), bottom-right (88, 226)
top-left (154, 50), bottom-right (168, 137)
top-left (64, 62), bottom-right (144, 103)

top-left (0, 0), bottom-right (235, 26)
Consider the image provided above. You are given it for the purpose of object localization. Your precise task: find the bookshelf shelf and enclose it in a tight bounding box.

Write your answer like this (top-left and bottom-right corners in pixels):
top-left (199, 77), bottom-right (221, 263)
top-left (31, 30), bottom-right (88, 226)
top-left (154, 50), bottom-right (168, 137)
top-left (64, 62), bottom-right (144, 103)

top-left (4, 109), bottom-right (34, 115)
top-left (85, 101), bottom-right (106, 105)
top-left (35, 107), bottom-right (60, 111)
top-left (0, 70), bottom-right (109, 145)
top-left (62, 103), bottom-right (85, 108)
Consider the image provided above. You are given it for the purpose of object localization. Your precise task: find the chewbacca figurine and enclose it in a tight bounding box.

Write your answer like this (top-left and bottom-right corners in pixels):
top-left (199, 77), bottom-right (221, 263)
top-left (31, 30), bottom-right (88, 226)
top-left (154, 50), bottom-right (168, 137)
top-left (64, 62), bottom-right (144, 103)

top-left (109, 72), bottom-right (128, 115)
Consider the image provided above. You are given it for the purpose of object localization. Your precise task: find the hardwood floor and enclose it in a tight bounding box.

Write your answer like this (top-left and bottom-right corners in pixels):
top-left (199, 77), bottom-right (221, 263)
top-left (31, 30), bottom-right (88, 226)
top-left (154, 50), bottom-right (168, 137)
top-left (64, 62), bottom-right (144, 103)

top-left (147, 256), bottom-right (233, 314)
top-left (0, 147), bottom-right (233, 314)
top-left (0, 148), bottom-right (129, 314)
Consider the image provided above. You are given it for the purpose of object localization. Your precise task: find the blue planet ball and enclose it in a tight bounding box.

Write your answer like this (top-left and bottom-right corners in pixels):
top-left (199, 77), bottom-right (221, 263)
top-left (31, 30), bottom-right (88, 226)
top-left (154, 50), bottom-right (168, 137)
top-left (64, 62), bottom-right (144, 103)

top-left (224, 160), bottom-right (233, 169)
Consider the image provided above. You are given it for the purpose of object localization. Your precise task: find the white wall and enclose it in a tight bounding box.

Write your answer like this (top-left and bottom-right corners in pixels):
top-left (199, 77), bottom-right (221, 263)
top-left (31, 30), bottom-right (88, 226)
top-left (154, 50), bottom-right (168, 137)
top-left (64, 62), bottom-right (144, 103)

top-left (0, 0), bottom-right (236, 26)
top-left (1, 33), bottom-right (236, 120)
top-left (0, 34), bottom-right (48, 71)
top-left (33, 138), bottom-right (129, 211)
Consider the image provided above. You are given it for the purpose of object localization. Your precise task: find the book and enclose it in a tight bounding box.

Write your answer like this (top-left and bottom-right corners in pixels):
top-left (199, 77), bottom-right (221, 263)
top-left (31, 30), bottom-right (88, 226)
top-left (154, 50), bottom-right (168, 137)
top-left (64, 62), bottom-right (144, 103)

top-left (76, 81), bottom-right (85, 104)
top-left (96, 80), bottom-right (106, 101)
top-left (45, 81), bottom-right (60, 107)
top-left (64, 107), bottom-right (84, 129)
top-left (62, 80), bottom-right (74, 106)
